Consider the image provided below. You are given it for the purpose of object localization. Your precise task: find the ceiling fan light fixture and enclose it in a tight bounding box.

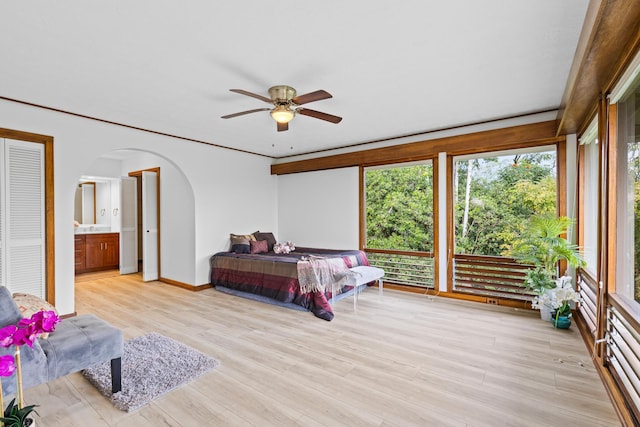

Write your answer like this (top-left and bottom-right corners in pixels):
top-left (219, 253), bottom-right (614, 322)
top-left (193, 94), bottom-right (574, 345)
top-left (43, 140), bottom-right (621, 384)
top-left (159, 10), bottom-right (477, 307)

top-left (270, 105), bottom-right (295, 123)
top-left (224, 86), bottom-right (341, 131)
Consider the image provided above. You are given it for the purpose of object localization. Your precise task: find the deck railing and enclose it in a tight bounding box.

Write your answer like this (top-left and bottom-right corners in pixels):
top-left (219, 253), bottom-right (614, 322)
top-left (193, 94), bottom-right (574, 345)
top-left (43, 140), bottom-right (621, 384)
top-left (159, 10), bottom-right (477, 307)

top-left (577, 268), bottom-right (598, 338)
top-left (453, 254), bottom-right (535, 301)
top-left (607, 297), bottom-right (640, 423)
top-left (365, 249), bottom-right (434, 288)
top-left (365, 251), bottom-right (543, 301)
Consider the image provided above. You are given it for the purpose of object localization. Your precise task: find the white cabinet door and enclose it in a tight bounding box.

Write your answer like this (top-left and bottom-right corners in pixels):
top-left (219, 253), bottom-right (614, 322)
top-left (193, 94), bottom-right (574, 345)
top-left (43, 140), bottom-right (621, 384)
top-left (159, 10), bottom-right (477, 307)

top-left (1, 139), bottom-right (45, 298)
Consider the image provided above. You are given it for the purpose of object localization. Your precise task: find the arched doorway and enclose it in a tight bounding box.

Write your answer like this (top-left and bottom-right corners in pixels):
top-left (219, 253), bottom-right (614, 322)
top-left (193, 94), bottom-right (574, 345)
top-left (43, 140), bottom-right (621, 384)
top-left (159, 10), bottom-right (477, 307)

top-left (73, 148), bottom-right (196, 286)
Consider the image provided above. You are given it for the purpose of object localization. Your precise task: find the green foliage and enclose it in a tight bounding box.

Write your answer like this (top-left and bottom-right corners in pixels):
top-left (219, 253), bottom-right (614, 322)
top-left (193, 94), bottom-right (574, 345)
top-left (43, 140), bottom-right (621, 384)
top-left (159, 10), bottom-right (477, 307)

top-left (1, 398), bottom-right (38, 427)
top-left (555, 302), bottom-right (572, 317)
top-left (364, 152), bottom-right (568, 293)
top-left (523, 266), bottom-right (556, 294)
top-left (454, 153), bottom-right (557, 256)
top-left (365, 153), bottom-right (559, 260)
top-left (365, 164), bottom-right (433, 251)
top-left (509, 214), bottom-right (585, 272)
top-left (508, 214), bottom-right (586, 294)
top-left (496, 153), bottom-right (554, 186)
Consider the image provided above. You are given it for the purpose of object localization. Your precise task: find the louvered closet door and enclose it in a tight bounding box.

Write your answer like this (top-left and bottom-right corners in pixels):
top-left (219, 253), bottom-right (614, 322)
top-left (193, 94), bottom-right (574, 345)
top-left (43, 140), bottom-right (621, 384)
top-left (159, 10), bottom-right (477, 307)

top-left (2, 139), bottom-right (45, 298)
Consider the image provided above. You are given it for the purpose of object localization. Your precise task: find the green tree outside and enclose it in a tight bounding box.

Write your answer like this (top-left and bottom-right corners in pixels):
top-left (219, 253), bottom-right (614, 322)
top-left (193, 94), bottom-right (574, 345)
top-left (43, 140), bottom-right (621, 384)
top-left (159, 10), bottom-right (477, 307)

top-left (365, 164), bottom-right (434, 252)
top-left (454, 152), bottom-right (557, 256)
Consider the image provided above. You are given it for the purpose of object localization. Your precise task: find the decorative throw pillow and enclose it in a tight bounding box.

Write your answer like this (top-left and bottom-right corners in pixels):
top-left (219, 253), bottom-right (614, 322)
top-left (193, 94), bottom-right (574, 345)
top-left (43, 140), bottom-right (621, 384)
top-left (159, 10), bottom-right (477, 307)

top-left (250, 239), bottom-right (268, 254)
top-left (230, 233), bottom-right (256, 253)
top-left (254, 232), bottom-right (277, 252)
top-left (231, 233), bottom-right (257, 241)
top-left (231, 243), bottom-right (250, 254)
top-left (12, 293), bottom-right (58, 338)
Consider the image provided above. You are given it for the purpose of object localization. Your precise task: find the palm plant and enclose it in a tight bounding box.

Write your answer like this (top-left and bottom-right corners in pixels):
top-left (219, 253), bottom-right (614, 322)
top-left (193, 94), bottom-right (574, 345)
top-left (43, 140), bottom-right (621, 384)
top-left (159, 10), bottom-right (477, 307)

top-left (509, 214), bottom-right (585, 295)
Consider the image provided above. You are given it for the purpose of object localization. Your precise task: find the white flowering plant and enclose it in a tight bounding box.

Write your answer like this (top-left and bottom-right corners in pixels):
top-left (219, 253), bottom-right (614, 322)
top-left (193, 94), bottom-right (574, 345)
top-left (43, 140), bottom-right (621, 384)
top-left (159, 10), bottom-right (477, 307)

top-left (532, 276), bottom-right (580, 317)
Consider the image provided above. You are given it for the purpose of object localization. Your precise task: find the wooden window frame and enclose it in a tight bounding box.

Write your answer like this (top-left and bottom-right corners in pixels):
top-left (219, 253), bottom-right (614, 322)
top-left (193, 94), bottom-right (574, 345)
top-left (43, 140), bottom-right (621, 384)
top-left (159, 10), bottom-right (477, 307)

top-left (446, 142), bottom-right (566, 296)
top-left (360, 159), bottom-right (439, 290)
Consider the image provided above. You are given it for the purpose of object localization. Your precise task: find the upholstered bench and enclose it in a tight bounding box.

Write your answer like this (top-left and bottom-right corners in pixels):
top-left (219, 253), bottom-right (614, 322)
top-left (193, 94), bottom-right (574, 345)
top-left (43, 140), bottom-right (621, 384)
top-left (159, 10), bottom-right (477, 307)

top-left (331, 266), bottom-right (384, 310)
top-left (0, 286), bottom-right (123, 396)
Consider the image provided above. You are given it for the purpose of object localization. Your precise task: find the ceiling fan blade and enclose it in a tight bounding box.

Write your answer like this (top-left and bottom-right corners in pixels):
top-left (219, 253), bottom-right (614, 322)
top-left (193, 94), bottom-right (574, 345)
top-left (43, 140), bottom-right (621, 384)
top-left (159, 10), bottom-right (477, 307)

top-left (229, 89), bottom-right (272, 103)
top-left (292, 90), bottom-right (332, 105)
top-left (277, 121), bottom-right (289, 132)
top-left (221, 108), bottom-right (270, 119)
top-left (297, 108), bottom-right (342, 124)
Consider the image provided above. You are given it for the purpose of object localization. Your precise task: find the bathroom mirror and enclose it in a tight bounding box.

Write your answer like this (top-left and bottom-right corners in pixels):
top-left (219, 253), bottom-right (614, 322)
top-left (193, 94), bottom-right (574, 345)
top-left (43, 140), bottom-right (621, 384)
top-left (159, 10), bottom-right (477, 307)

top-left (75, 182), bottom-right (95, 224)
top-left (75, 178), bottom-right (112, 226)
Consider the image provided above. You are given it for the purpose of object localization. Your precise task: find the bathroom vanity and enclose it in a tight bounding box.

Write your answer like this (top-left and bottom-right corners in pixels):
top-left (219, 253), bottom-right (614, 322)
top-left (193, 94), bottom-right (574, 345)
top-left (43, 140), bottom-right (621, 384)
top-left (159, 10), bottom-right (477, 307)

top-left (75, 231), bottom-right (120, 273)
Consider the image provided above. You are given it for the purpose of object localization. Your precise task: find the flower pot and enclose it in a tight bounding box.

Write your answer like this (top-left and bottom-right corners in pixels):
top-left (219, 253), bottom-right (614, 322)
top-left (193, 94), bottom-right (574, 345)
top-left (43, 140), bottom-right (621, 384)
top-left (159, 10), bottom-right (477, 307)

top-left (550, 312), bottom-right (571, 329)
top-left (540, 304), bottom-right (552, 321)
top-left (536, 287), bottom-right (557, 321)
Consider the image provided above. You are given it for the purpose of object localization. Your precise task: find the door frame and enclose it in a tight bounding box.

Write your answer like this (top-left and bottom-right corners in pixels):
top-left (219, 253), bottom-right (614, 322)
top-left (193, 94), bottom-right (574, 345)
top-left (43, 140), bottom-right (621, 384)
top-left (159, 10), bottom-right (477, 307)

top-left (128, 167), bottom-right (160, 279)
top-left (0, 128), bottom-right (55, 304)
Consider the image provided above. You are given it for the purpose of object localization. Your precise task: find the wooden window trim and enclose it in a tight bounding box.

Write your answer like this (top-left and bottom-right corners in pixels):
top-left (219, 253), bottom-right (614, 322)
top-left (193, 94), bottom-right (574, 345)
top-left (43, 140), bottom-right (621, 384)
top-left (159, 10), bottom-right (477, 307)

top-left (447, 142), bottom-right (565, 294)
top-left (359, 159), bottom-right (439, 289)
top-left (272, 121), bottom-right (561, 175)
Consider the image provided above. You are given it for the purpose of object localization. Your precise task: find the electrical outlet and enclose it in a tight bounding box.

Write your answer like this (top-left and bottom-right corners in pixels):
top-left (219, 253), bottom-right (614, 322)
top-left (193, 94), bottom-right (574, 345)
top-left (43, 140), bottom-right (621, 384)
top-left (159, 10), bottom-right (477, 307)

top-left (487, 298), bottom-right (498, 305)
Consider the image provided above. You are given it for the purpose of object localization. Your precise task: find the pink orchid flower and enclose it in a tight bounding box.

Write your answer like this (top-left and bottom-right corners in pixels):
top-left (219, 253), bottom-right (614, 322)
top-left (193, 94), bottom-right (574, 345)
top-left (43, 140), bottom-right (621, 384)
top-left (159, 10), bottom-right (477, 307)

top-left (18, 310), bottom-right (60, 337)
top-left (0, 354), bottom-right (16, 377)
top-left (38, 310), bottom-right (60, 332)
top-left (0, 325), bottom-right (17, 348)
top-left (12, 327), bottom-right (37, 348)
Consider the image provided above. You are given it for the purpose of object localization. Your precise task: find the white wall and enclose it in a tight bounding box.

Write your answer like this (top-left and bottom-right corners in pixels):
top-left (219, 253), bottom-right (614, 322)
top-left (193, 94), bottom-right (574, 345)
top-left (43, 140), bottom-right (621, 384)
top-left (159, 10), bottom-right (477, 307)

top-left (0, 99), bottom-right (278, 315)
top-left (277, 168), bottom-right (359, 249)
top-left (95, 181), bottom-right (110, 226)
top-left (84, 157), bottom-right (122, 177)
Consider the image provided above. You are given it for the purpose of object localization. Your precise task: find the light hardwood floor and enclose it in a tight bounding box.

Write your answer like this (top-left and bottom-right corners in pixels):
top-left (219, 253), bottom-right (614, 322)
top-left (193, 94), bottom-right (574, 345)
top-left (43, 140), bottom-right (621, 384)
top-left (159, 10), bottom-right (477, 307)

top-left (24, 272), bottom-right (619, 426)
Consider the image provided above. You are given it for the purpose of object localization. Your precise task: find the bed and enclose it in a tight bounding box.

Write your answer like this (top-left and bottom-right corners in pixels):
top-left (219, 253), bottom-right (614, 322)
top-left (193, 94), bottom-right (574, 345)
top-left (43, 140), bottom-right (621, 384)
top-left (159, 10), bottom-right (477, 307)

top-left (209, 247), bottom-right (370, 321)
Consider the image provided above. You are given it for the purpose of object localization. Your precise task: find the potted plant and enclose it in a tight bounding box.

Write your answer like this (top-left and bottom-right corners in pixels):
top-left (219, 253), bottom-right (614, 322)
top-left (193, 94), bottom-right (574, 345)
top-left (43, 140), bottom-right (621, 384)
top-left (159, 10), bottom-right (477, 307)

top-left (508, 214), bottom-right (585, 320)
top-left (1, 398), bottom-right (38, 427)
top-left (0, 310), bottom-right (60, 427)
top-left (542, 279), bottom-right (581, 329)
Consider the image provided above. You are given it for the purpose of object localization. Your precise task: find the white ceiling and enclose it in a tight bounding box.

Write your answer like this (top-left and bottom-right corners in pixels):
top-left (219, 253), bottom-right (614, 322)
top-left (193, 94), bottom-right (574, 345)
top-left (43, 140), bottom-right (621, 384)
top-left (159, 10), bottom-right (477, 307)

top-left (0, 1), bottom-right (588, 158)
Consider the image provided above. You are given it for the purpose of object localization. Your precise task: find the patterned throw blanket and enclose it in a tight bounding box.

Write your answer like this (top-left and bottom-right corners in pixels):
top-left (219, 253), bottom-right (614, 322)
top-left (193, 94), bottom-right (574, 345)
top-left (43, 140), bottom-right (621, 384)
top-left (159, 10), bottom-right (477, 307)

top-left (297, 256), bottom-right (357, 294)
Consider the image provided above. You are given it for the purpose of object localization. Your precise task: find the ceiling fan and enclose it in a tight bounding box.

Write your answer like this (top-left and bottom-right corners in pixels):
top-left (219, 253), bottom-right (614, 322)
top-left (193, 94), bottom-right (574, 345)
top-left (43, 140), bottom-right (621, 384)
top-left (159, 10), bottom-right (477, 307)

top-left (221, 85), bottom-right (342, 132)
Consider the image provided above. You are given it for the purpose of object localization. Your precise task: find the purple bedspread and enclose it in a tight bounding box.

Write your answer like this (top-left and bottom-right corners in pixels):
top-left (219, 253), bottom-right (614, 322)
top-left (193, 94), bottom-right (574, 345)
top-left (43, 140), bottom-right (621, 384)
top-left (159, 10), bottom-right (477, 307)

top-left (209, 247), bottom-right (369, 320)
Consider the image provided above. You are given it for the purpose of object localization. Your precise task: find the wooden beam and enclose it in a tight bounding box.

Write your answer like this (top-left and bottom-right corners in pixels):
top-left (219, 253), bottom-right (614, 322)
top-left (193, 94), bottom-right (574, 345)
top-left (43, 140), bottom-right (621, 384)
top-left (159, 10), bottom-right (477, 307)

top-left (557, 0), bottom-right (640, 136)
top-left (272, 121), bottom-right (560, 175)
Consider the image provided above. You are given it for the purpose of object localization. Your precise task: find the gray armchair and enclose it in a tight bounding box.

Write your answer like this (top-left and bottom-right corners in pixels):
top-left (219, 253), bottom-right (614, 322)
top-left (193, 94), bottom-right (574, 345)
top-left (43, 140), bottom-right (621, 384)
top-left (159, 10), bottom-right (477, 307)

top-left (0, 286), bottom-right (123, 396)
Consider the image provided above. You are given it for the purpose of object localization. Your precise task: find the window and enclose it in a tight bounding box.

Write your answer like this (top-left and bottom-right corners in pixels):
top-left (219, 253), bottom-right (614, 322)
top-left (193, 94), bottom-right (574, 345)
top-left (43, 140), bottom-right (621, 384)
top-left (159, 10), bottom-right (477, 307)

top-left (364, 161), bottom-right (434, 252)
top-left (615, 74), bottom-right (640, 303)
top-left (580, 119), bottom-right (599, 275)
top-left (363, 161), bottom-right (434, 287)
top-left (453, 147), bottom-right (557, 256)
top-left (451, 147), bottom-right (557, 299)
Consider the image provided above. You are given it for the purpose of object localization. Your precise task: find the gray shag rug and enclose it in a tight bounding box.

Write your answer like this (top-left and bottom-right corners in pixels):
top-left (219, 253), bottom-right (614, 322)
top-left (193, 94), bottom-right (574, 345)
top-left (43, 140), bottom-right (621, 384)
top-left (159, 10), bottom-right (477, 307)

top-left (82, 332), bottom-right (219, 412)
